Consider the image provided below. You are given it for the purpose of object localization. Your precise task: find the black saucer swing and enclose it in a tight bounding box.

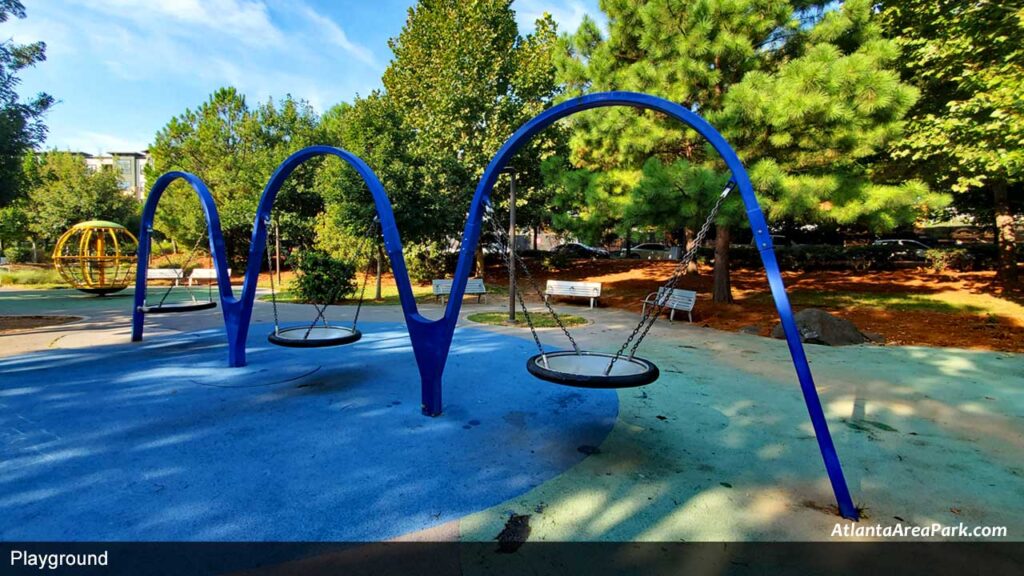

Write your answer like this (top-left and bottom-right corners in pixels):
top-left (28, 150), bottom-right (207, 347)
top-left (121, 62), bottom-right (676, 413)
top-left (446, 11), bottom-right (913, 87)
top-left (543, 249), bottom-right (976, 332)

top-left (263, 216), bottom-right (379, 349)
top-left (486, 181), bottom-right (735, 389)
top-left (138, 226), bottom-right (218, 314)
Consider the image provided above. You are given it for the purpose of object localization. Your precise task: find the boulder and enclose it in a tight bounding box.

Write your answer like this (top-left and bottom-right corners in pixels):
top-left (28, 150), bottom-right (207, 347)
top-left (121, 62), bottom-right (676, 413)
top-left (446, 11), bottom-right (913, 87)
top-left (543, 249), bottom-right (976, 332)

top-left (771, 308), bottom-right (868, 346)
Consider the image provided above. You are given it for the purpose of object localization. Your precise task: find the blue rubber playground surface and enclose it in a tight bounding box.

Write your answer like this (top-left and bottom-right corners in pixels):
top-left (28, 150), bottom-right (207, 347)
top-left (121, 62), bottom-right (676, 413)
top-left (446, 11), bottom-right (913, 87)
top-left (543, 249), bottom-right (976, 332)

top-left (0, 322), bottom-right (617, 541)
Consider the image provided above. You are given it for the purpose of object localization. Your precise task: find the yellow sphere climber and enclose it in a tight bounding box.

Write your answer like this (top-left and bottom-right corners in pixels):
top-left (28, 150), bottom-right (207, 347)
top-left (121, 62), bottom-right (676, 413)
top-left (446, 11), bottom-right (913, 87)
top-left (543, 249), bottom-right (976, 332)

top-left (52, 220), bottom-right (138, 295)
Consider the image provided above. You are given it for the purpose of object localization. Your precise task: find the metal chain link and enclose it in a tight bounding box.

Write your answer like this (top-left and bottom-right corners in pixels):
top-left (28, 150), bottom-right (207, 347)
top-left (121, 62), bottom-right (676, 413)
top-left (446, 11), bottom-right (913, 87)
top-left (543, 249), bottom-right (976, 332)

top-left (264, 217), bottom-right (281, 334)
top-left (350, 216), bottom-right (380, 331)
top-left (604, 181), bottom-right (736, 374)
top-left (155, 227), bottom-right (207, 308)
top-left (484, 203), bottom-right (581, 356)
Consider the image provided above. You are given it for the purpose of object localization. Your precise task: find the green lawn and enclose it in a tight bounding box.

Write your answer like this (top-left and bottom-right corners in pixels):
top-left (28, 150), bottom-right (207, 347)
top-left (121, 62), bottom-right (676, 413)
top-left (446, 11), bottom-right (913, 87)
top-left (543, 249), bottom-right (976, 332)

top-left (467, 310), bottom-right (588, 328)
top-left (257, 282), bottom-right (435, 306)
top-left (0, 267), bottom-right (66, 289)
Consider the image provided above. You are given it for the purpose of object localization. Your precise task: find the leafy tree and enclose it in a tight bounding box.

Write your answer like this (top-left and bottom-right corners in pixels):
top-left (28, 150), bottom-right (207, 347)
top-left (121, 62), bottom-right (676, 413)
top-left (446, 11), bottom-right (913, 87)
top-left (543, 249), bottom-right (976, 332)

top-left (381, 0), bottom-right (565, 271)
top-left (21, 151), bottom-right (138, 246)
top-left (148, 88), bottom-right (322, 266)
top-left (317, 92), bottom-right (430, 244)
top-left (0, 0), bottom-right (54, 205)
top-left (550, 0), bottom-right (946, 301)
top-left (879, 0), bottom-right (1023, 282)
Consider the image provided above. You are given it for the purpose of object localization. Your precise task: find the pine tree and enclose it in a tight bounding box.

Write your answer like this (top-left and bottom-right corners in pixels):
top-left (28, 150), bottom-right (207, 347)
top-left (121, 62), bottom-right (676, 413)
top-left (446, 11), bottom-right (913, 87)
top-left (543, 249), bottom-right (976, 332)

top-left (550, 0), bottom-right (946, 301)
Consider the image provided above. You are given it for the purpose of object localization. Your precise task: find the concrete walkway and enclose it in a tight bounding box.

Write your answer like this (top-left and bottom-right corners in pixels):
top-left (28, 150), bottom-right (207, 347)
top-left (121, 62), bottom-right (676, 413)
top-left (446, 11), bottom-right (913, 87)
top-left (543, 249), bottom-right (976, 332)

top-left (1, 288), bottom-right (1022, 542)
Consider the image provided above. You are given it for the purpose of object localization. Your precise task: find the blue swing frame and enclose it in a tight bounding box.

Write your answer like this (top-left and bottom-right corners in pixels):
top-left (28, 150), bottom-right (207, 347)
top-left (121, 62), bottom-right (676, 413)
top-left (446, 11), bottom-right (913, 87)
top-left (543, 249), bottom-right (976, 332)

top-left (130, 92), bottom-right (859, 520)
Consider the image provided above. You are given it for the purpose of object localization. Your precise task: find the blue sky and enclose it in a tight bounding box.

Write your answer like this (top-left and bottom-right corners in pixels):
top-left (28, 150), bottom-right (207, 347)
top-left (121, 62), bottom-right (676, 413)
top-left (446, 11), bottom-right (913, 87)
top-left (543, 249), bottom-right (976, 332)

top-left (6, 0), bottom-right (602, 155)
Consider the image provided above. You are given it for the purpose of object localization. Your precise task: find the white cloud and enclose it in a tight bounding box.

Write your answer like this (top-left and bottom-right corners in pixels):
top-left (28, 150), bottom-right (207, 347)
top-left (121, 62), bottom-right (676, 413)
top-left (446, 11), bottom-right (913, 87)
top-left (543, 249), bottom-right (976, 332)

top-left (295, 4), bottom-right (377, 68)
top-left (60, 131), bottom-right (150, 155)
top-left (69, 0), bottom-right (286, 48)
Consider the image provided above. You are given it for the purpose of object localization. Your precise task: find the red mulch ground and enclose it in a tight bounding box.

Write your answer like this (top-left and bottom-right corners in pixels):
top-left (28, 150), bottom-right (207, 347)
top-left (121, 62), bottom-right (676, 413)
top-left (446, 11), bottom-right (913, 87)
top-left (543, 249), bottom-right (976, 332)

top-left (257, 260), bottom-right (1024, 353)
top-left (481, 259), bottom-right (1024, 354)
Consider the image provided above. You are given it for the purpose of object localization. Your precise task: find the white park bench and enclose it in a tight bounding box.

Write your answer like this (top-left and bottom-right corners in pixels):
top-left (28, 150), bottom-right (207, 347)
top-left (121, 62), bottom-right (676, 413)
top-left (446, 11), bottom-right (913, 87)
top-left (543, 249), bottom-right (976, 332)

top-left (147, 268), bottom-right (184, 286)
top-left (641, 287), bottom-right (697, 322)
top-left (544, 280), bottom-right (602, 309)
top-left (432, 278), bottom-right (487, 305)
top-left (188, 268), bottom-right (230, 286)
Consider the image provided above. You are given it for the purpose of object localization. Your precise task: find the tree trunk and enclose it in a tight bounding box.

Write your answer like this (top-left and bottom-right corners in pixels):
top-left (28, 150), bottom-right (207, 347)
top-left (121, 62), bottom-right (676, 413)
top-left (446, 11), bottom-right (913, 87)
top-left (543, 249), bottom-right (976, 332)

top-left (375, 244), bottom-right (384, 300)
top-left (475, 245), bottom-right (485, 279)
top-left (30, 239), bottom-right (37, 263)
top-left (712, 226), bottom-right (733, 303)
top-left (533, 225), bottom-right (538, 251)
top-left (685, 226), bottom-right (697, 273)
top-left (994, 181), bottom-right (1019, 283)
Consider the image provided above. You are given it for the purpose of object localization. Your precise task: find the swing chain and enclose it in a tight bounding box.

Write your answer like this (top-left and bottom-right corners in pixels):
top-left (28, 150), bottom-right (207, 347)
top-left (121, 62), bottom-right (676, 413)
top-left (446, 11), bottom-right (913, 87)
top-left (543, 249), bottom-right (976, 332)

top-left (153, 226), bottom-right (207, 309)
top-left (350, 215), bottom-right (380, 331)
top-left (484, 203), bottom-right (580, 356)
top-left (264, 216), bottom-right (281, 334)
top-left (605, 181), bottom-right (735, 374)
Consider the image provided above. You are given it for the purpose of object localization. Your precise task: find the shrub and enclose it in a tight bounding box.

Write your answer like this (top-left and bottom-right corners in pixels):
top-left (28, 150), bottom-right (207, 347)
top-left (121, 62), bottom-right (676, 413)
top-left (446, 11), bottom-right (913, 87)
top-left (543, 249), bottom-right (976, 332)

top-left (541, 250), bottom-right (572, 271)
top-left (289, 250), bottom-right (356, 304)
top-left (925, 248), bottom-right (975, 272)
top-left (404, 241), bottom-right (450, 284)
top-left (0, 267), bottom-right (62, 286)
top-left (3, 244), bottom-right (33, 264)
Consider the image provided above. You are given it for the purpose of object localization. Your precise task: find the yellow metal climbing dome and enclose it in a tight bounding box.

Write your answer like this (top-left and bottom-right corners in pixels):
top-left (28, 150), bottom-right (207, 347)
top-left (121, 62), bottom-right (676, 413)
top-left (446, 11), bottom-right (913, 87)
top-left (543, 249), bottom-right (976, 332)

top-left (52, 220), bottom-right (138, 295)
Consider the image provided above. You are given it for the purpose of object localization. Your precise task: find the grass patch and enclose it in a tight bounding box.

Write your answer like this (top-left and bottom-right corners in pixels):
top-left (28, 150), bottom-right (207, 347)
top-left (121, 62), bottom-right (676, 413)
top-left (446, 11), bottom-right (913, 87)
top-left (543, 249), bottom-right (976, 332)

top-left (760, 291), bottom-right (987, 315)
top-left (467, 311), bottom-right (588, 328)
top-left (0, 267), bottom-right (66, 289)
top-left (257, 282), bottom-right (434, 306)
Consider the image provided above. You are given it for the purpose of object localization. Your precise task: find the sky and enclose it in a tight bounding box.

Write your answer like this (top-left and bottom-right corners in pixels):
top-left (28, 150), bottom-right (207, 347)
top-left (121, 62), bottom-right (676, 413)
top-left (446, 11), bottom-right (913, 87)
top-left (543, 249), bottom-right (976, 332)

top-left (5, 0), bottom-right (603, 155)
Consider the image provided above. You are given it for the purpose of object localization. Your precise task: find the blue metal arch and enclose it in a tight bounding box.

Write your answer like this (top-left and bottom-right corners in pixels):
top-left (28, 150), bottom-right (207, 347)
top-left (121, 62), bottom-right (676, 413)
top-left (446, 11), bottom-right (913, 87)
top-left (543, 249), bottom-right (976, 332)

top-left (131, 172), bottom-right (233, 345)
top-left (427, 91), bottom-right (859, 519)
top-left (132, 146), bottom-right (416, 369)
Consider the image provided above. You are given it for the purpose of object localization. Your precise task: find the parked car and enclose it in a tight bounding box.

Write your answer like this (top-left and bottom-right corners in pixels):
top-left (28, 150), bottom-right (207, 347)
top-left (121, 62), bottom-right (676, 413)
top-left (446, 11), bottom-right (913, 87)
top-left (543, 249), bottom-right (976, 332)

top-left (872, 238), bottom-right (930, 260)
top-left (750, 234), bottom-right (798, 247)
top-left (552, 242), bottom-right (610, 259)
top-left (618, 243), bottom-right (674, 260)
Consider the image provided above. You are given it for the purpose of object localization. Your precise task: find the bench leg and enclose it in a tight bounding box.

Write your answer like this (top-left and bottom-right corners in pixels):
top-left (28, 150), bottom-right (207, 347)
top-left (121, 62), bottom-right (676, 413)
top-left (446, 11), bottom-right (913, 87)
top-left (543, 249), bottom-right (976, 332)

top-left (688, 310), bottom-right (693, 323)
top-left (670, 309), bottom-right (675, 322)
top-left (590, 297), bottom-right (595, 309)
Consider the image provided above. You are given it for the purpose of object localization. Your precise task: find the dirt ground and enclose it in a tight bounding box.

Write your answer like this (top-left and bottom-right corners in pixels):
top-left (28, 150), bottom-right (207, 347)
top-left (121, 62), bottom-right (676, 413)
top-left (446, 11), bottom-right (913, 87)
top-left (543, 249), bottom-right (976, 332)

top-left (224, 262), bottom-right (1024, 353)
top-left (478, 259), bottom-right (1024, 354)
top-left (0, 315), bottom-right (81, 333)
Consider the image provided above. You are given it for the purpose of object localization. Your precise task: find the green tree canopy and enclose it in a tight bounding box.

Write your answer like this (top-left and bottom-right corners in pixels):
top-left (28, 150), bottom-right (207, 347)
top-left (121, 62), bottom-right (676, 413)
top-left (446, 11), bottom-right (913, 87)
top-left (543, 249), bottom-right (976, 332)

top-left (0, 0), bottom-right (53, 205)
top-left (147, 88), bottom-right (322, 265)
top-left (549, 0), bottom-right (948, 300)
top-left (879, 0), bottom-right (1023, 282)
top-left (21, 151), bottom-right (138, 244)
top-left (381, 0), bottom-right (565, 243)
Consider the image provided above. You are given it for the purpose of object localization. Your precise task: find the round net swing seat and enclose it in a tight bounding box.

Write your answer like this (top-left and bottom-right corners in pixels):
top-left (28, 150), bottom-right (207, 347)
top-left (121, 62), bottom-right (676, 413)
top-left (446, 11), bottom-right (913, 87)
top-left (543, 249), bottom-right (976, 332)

top-left (526, 351), bottom-right (660, 389)
top-left (267, 325), bottom-right (362, 348)
top-left (138, 301), bottom-right (218, 314)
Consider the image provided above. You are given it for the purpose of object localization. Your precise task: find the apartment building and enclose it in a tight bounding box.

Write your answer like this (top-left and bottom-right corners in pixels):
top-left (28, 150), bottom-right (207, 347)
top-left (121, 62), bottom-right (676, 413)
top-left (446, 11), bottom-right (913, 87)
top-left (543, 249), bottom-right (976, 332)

top-left (83, 151), bottom-right (151, 201)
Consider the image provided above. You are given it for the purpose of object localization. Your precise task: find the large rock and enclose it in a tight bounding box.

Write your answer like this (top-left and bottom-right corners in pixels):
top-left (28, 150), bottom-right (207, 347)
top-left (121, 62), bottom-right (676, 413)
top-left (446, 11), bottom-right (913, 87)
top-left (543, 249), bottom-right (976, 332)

top-left (771, 308), bottom-right (868, 346)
